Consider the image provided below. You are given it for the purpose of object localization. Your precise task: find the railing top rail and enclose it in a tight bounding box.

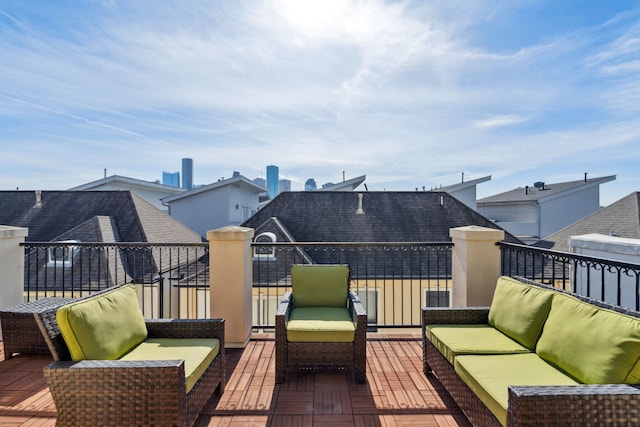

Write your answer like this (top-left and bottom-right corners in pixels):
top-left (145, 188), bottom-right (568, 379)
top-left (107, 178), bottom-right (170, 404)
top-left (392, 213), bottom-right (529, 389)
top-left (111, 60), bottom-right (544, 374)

top-left (21, 242), bottom-right (209, 248)
top-left (498, 241), bottom-right (640, 271)
top-left (251, 241), bottom-right (453, 247)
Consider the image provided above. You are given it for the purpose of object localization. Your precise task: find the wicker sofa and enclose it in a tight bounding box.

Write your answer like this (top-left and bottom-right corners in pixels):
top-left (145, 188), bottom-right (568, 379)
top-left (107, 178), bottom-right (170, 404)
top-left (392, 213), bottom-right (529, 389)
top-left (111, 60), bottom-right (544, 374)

top-left (422, 276), bottom-right (640, 426)
top-left (275, 264), bottom-right (367, 383)
top-left (35, 285), bottom-right (225, 427)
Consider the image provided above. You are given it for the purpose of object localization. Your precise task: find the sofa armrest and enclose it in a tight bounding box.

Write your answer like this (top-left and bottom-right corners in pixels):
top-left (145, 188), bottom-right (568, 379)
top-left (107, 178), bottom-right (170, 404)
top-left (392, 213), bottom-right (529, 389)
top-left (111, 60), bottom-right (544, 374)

top-left (145, 318), bottom-right (225, 341)
top-left (422, 306), bottom-right (490, 327)
top-left (508, 384), bottom-right (640, 425)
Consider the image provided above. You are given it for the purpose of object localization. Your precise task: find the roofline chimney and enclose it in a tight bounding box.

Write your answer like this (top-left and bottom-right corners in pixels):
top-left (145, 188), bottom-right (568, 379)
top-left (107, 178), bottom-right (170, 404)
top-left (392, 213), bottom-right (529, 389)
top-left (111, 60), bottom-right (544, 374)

top-left (34, 190), bottom-right (42, 208)
top-left (356, 193), bottom-right (365, 214)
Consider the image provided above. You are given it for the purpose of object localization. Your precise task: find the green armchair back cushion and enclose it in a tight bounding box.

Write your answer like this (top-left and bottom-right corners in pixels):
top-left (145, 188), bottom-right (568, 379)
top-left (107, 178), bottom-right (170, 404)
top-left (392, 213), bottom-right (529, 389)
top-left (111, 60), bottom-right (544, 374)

top-left (536, 292), bottom-right (640, 384)
top-left (56, 285), bottom-right (148, 361)
top-left (291, 264), bottom-right (349, 308)
top-left (488, 276), bottom-right (553, 349)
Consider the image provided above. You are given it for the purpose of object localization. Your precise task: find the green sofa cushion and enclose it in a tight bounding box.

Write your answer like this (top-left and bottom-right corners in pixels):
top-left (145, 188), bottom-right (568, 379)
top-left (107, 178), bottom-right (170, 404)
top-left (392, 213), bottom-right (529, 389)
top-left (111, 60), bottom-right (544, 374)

top-left (488, 276), bottom-right (553, 349)
top-left (455, 353), bottom-right (579, 426)
top-left (120, 338), bottom-right (220, 394)
top-left (56, 285), bottom-right (148, 361)
top-left (536, 292), bottom-right (640, 384)
top-left (425, 324), bottom-right (530, 365)
top-left (291, 264), bottom-right (349, 308)
top-left (287, 307), bottom-right (355, 342)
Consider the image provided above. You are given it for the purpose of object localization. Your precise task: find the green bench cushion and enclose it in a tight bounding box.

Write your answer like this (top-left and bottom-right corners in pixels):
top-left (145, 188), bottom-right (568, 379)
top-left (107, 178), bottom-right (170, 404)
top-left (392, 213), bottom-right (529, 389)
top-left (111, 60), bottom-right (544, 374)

top-left (488, 276), bottom-right (553, 350)
top-left (455, 353), bottom-right (579, 426)
top-left (120, 338), bottom-right (220, 394)
top-left (56, 285), bottom-right (148, 361)
top-left (287, 307), bottom-right (355, 342)
top-left (291, 264), bottom-right (349, 308)
top-left (536, 292), bottom-right (640, 384)
top-left (425, 324), bottom-right (530, 365)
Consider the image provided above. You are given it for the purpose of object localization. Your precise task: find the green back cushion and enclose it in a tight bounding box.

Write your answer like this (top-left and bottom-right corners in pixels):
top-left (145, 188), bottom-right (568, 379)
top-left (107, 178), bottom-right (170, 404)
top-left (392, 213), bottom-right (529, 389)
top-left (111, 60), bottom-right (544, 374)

top-left (56, 285), bottom-right (148, 361)
top-left (488, 276), bottom-right (553, 349)
top-left (536, 293), bottom-right (640, 384)
top-left (120, 338), bottom-right (220, 393)
top-left (291, 264), bottom-right (349, 308)
top-left (286, 307), bottom-right (355, 342)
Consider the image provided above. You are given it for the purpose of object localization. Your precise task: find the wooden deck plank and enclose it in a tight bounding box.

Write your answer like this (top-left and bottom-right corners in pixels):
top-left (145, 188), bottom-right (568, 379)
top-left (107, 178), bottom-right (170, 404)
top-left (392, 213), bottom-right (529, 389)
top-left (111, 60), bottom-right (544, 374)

top-left (0, 333), bottom-right (470, 426)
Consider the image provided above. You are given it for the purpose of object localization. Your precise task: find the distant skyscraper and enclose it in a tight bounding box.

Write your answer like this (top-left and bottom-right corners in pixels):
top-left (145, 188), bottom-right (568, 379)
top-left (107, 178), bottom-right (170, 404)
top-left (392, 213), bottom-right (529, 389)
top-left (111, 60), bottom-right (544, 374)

top-left (279, 179), bottom-right (291, 192)
top-left (266, 165), bottom-right (279, 199)
top-left (253, 177), bottom-right (266, 188)
top-left (182, 158), bottom-right (193, 190)
top-left (162, 171), bottom-right (180, 187)
top-left (305, 178), bottom-right (317, 191)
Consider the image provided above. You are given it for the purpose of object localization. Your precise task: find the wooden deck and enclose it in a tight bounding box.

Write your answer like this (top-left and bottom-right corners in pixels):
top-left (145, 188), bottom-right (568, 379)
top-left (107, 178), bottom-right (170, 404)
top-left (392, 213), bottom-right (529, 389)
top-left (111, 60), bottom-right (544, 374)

top-left (0, 333), bottom-right (470, 426)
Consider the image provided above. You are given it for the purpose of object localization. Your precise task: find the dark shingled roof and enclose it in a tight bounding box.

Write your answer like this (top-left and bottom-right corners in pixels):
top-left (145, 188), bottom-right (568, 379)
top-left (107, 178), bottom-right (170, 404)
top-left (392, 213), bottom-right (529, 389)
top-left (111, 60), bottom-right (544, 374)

top-left (242, 191), bottom-right (520, 243)
top-left (536, 192), bottom-right (640, 252)
top-left (0, 190), bottom-right (201, 243)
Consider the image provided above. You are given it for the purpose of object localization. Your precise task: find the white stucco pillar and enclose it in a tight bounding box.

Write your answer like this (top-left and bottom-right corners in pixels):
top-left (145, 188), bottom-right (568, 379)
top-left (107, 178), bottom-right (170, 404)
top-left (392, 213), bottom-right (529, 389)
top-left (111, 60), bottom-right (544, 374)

top-left (207, 226), bottom-right (254, 348)
top-left (0, 226), bottom-right (28, 311)
top-left (450, 226), bottom-right (504, 307)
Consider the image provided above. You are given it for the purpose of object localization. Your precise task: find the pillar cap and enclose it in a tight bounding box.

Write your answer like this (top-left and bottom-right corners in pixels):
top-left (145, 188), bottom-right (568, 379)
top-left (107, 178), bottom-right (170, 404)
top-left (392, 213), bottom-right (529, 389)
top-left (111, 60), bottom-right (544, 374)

top-left (450, 225), bottom-right (504, 241)
top-left (207, 226), bottom-right (254, 241)
top-left (0, 225), bottom-right (28, 239)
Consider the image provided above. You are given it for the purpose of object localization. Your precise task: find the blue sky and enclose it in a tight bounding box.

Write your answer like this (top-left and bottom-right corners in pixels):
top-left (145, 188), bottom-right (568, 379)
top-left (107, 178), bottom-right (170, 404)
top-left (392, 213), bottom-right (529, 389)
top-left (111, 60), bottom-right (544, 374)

top-left (1, 0), bottom-right (639, 205)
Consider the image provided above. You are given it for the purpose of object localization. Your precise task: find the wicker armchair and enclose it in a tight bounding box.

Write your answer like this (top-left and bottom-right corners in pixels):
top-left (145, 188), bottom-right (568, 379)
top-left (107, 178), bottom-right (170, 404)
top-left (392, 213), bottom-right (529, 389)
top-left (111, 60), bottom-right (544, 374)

top-left (275, 264), bottom-right (367, 383)
top-left (35, 290), bottom-right (225, 427)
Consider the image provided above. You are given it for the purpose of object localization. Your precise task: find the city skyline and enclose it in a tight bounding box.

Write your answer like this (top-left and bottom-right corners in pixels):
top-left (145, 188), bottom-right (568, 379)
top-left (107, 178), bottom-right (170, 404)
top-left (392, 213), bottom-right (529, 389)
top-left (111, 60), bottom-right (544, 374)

top-left (1, 1), bottom-right (640, 205)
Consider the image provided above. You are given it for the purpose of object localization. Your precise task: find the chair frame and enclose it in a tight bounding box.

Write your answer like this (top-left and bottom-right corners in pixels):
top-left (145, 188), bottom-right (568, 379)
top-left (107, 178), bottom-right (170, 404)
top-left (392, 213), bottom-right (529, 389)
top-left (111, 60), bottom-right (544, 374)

top-left (275, 290), bottom-right (367, 383)
top-left (35, 296), bottom-right (225, 427)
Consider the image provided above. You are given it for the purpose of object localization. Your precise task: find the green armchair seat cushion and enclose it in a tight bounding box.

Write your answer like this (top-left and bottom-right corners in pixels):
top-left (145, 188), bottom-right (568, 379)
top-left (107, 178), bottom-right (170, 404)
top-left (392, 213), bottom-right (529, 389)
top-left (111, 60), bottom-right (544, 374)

top-left (536, 292), bottom-right (640, 384)
top-left (455, 353), bottom-right (579, 426)
top-left (120, 338), bottom-right (220, 393)
top-left (286, 307), bottom-right (355, 342)
top-left (488, 276), bottom-right (553, 349)
top-left (425, 324), bottom-right (530, 365)
top-left (56, 285), bottom-right (148, 361)
top-left (291, 264), bottom-right (349, 308)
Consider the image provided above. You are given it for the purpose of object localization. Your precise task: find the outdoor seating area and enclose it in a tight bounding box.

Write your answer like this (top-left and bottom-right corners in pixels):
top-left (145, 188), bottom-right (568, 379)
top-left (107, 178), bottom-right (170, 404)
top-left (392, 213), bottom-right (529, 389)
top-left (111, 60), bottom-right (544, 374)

top-left (423, 276), bottom-right (640, 426)
top-left (0, 333), bottom-right (469, 426)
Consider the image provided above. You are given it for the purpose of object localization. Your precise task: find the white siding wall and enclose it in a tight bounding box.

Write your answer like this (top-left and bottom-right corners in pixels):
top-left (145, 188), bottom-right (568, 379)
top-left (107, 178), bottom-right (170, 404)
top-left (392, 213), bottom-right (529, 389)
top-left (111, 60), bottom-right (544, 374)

top-left (539, 186), bottom-right (599, 239)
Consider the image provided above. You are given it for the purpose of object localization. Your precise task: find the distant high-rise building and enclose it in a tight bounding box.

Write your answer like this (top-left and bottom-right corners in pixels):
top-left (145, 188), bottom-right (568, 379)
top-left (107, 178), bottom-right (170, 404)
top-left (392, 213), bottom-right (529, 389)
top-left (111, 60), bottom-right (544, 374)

top-left (253, 177), bottom-right (266, 188)
top-left (279, 179), bottom-right (291, 192)
top-left (305, 178), bottom-right (317, 191)
top-left (266, 165), bottom-right (279, 199)
top-left (162, 171), bottom-right (180, 187)
top-left (182, 158), bottom-right (193, 190)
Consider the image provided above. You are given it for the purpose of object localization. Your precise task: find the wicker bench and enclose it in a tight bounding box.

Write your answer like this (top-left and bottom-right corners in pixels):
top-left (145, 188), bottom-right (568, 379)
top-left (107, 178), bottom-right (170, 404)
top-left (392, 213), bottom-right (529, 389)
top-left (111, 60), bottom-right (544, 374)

top-left (0, 297), bottom-right (74, 359)
top-left (422, 276), bottom-right (640, 426)
top-left (35, 285), bottom-right (225, 427)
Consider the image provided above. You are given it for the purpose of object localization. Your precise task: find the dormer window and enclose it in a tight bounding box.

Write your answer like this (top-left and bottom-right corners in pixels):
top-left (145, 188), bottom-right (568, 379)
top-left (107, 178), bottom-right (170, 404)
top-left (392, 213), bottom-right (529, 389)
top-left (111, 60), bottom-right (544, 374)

top-left (46, 240), bottom-right (80, 268)
top-left (253, 232), bottom-right (276, 261)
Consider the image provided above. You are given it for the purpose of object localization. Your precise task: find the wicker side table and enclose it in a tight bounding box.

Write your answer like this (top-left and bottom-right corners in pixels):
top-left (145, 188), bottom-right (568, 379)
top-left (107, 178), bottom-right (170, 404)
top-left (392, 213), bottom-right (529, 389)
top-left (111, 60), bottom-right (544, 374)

top-left (1, 297), bottom-right (74, 359)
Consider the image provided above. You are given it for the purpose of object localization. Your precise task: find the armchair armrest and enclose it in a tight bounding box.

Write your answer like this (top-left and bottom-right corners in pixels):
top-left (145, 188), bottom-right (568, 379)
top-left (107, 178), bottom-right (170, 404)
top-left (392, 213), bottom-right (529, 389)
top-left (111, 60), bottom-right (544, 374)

top-left (508, 384), bottom-right (640, 425)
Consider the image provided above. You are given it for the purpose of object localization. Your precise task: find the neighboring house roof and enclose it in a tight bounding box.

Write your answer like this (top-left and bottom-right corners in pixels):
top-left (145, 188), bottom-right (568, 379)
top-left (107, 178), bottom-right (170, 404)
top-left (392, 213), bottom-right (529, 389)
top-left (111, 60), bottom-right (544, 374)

top-left (0, 190), bottom-right (201, 243)
top-left (477, 175), bottom-right (616, 205)
top-left (242, 191), bottom-right (521, 243)
top-left (536, 192), bottom-right (640, 252)
top-left (162, 175), bottom-right (266, 204)
top-left (436, 175), bottom-right (492, 192)
top-left (317, 175), bottom-right (366, 192)
top-left (69, 174), bottom-right (184, 194)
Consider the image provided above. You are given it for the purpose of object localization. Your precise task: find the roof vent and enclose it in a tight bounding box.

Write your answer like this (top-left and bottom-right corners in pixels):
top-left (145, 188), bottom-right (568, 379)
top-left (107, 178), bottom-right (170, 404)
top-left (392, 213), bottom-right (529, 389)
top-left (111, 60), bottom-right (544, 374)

top-left (34, 190), bottom-right (42, 208)
top-left (356, 193), bottom-right (364, 215)
top-left (533, 181), bottom-right (545, 191)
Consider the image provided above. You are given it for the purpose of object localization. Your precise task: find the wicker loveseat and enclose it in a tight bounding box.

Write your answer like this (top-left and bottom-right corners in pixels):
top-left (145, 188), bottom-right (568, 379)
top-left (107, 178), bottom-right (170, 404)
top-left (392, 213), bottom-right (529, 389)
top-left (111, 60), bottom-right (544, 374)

top-left (35, 285), bottom-right (225, 427)
top-left (423, 276), bottom-right (640, 426)
top-left (275, 264), bottom-right (367, 383)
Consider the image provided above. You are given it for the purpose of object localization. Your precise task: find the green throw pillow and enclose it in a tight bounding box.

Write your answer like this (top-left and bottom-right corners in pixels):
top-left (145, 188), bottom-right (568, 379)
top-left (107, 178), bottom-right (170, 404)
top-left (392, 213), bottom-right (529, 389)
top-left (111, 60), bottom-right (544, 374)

top-left (291, 264), bottom-right (349, 308)
top-left (536, 293), bottom-right (640, 384)
top-left (488, 276), bottom-right (553, 349)
top-left (56, 285), bottom-right (148, 361)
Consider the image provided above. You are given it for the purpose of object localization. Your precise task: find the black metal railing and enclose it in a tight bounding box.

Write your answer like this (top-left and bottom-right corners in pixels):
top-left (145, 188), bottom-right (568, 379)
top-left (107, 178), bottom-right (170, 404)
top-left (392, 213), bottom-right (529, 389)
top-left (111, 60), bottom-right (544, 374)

top-left (22, 242), bottom-right (209, 319)
top-left (251, 242), bottom-right (453, 330)
top-left (499, 241), bottom-right (640, 311)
